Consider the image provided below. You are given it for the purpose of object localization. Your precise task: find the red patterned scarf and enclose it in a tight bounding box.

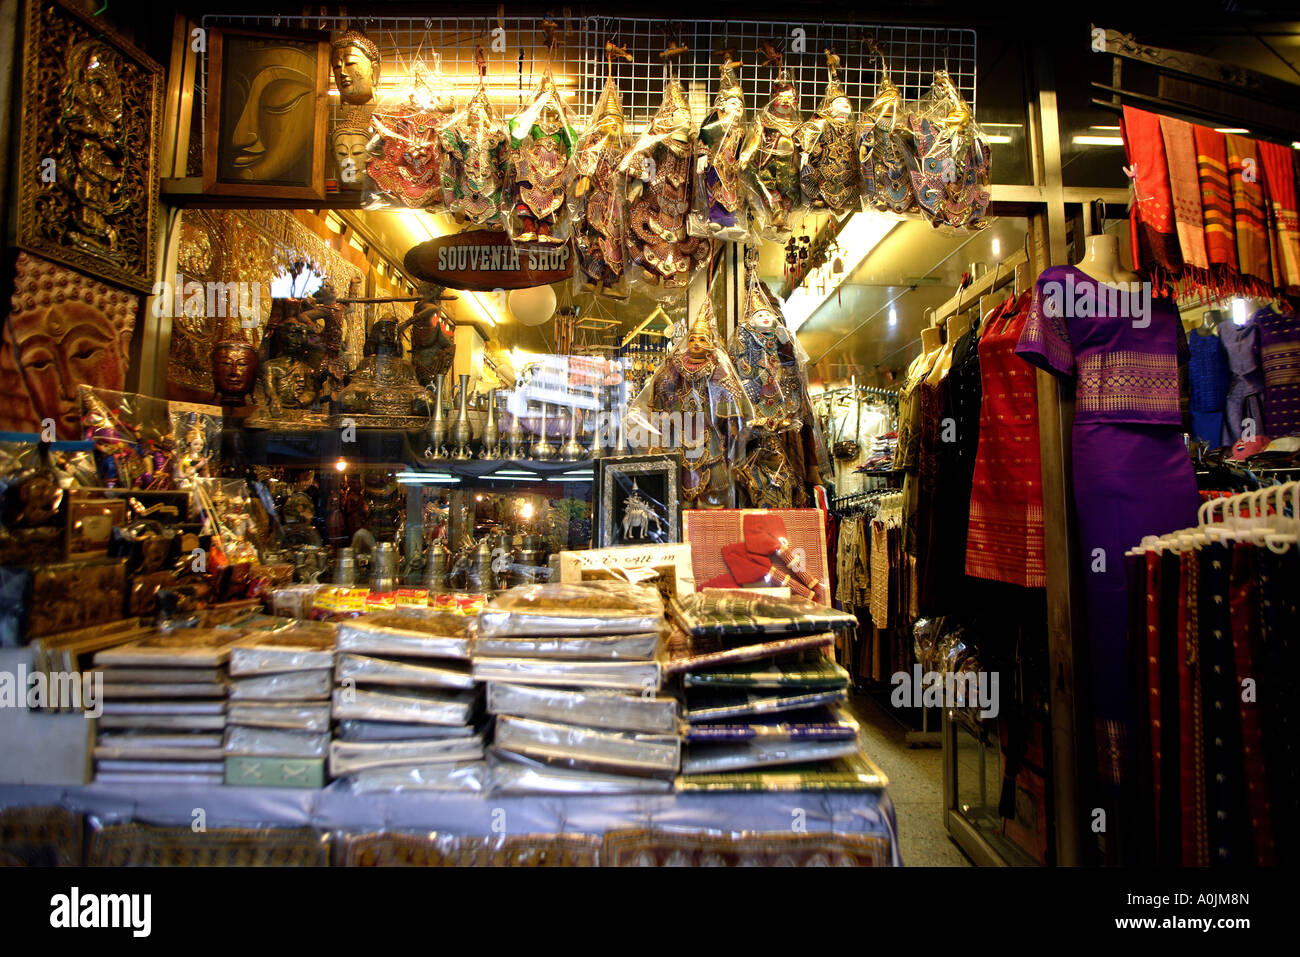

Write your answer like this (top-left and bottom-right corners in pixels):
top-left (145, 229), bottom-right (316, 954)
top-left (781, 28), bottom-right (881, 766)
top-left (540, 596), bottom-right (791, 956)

top-left (1193, 126), bottom-right (1239, 286)
top-left (1159, 116), bottom-right (1209, 279)
top-left (1122, 106), bottom-right (1182, 292)
top-left (1225, 133), bottom-right (1273, 295)
top-left (1258, 140), bottom-right (1300, 297)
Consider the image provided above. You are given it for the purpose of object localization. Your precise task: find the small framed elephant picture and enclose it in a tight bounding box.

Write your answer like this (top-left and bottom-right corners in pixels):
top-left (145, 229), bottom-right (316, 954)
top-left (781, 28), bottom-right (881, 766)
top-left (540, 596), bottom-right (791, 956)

top-left (594, 454), bottom-right (681, 549)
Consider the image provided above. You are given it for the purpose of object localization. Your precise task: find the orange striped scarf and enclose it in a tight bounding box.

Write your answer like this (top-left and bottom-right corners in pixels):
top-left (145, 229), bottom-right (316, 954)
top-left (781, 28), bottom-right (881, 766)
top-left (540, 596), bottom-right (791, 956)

top-left (1226, 133), bottom-right (1273, 295)
top-left (1259, 140), bottom-right (1300, 296)
top-left (1194, 126), bottom-right (1238, 283)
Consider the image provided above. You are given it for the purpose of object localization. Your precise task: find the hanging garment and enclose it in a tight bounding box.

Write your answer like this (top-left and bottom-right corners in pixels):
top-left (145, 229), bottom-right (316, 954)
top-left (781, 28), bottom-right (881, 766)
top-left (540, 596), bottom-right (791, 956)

top-left (1257, 545), bottom-right (1300, 863)
top-left (933, 326), bottom-right (982, 606)
top-left (1258, 140), bottom-right (1300, 295)
top-left (1187, 328), bottom-right (1229, 446)
top-left (1228, 542), bottom-right (1274, 864)
top-left (965, 293), bottom-right (1046, 588)
top-left (1225, 133), bottom-right (1274, 295)
top-left (1016, 265), bottom-right (1200, 791)
top-left (914, 365), bottom-right (949, 614)
top-left (1193, 127), bottom-right (1240, 287)
top-left (1122, 106), bottom-right (1183, 290)
top-left (1159, 115), bottom-right (1210, 277)
top-left (1219, 318), bottom-right (1268, 444)
top-left (1255, 306), bottom-right (1300, 437)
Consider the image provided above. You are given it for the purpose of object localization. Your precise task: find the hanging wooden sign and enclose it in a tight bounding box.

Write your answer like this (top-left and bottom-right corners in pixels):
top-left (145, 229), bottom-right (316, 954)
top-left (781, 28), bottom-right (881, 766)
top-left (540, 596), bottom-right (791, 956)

top-left (404, 230), bottom-right (573, 291)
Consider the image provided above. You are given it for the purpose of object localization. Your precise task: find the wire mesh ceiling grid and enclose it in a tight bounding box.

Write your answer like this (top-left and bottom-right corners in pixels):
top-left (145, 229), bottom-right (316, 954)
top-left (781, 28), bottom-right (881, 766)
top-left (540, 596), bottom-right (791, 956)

top-left (197, 14), bottom-right (976, 145)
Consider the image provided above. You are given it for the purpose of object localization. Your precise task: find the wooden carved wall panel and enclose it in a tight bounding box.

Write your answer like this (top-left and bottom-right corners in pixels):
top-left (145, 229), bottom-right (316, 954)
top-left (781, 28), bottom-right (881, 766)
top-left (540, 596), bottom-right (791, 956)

top-left (16, 0), bottom-right (163, 293)
top-left (1, 252), bottom-right (140, 438)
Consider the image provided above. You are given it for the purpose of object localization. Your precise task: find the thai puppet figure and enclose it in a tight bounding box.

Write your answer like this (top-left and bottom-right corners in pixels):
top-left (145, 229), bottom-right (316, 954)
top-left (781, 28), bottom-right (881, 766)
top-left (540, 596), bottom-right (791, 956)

top-left (795, 51), bottom-right (860, 213)
top-left (364, 61), bottom-right (456, 209)
top-left (631, 294), bottom-right (754, 510)
top-left (79, 388), bottom-right (175, 491)
top-left (726, 264), bottom-right (828, 506)
top-left (740, 66), bottom-right (804, 241)
top-left (906, 70), bottom-right (992, 230)
top-left (254, 299), bottom-right (330, 418)
top-left (858, 64), bottom-right (919, 217)
top-left (619, 78), bottom-right (709, 297)
top-left (440, 79), bottom-right (509, 225)
top-left (506, 73), bottom-right (578, 245)
top-left (400, 283), bottom-right (457, 388)
top-left (689, 65), bottom-right (750, 242)
top-left (570, 77), bottom-right (630, 297)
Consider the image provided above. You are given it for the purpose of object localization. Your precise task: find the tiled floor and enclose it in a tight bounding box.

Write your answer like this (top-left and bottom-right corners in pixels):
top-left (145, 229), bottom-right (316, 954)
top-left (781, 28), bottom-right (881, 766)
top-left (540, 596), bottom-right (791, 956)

top-left (849, 692), bottom-right (973, 867)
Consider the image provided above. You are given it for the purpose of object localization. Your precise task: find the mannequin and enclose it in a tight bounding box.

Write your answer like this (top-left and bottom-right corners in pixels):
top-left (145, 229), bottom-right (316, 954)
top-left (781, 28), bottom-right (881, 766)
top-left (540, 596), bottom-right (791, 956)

top-left (915, 326), bottom-right (944, 378)
top-left (1075, 232), bottom-right (1139, 284)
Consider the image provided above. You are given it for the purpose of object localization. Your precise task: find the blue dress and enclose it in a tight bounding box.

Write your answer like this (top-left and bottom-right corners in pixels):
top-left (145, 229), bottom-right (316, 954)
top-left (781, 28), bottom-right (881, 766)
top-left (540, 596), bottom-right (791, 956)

top-left (1187, 328), bottom-right (1229, 446)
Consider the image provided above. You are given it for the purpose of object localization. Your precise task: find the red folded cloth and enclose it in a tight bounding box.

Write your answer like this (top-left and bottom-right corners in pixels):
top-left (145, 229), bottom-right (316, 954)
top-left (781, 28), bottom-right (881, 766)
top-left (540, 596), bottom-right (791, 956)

top-left (742, 513), bottom-right (824, 601)
top-left (720, 541), bottom-right (815, 601)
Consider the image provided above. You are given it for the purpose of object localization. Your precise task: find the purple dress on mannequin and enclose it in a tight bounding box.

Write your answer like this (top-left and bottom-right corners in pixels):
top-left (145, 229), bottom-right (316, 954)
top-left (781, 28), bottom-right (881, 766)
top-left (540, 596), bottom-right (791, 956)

top-left (1016, 265), bottom-right (1199, 787)
top-left (1218, 319), bottom-right (1267, 445)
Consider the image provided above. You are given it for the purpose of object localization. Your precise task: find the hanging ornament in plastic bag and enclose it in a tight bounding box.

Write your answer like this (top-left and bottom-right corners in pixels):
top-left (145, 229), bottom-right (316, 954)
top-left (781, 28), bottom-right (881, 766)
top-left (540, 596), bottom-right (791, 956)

top-left (741, 64), bottom-right (804, 242)
top-left (728, 258), bottom-right (810, 431)
top-left (628, 276), bottom-right (754, 509)
top-left (570, 76), bottom-right (629, 298)
top-left (907, 70), bottom-right (992, 230)
top-left (689, 63), bottom-right (750, 242)
top-left (858, 58), bottom-right (918, 217)
top-left (440, 53), bottom-right (510, 225)
top-left (795, 51), bottom-right (860, 213)
top-left (363, 60), bottom-right (456, 209)
top-left (506, 72), bottom-right (578, 245)
top-left (619, 77), bottom-right (709, 298)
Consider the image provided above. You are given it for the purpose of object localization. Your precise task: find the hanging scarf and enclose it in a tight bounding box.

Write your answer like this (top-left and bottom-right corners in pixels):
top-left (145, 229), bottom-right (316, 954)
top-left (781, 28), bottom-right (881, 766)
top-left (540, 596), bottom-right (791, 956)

top-left (1226, 133), bottom-right (1273, 296)
top-left (1158, 116), bottom-right (1209, 284)
top-left (1194, 125), bottom-right (1239, 291)
top-left (1259, 139), bottom-right (1300, 296)
top-left (1122, 106), bottom-right (1182, 292)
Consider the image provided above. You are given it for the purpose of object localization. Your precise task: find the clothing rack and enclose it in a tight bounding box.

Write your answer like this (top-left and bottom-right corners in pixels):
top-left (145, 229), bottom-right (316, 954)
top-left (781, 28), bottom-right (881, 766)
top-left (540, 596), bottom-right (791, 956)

top-left (1125, 480), bottom-right (1298, 557)
top-left (830, 487), bottom-right (895, 516)
top-left (931, 246), bottom-right (1028, 327)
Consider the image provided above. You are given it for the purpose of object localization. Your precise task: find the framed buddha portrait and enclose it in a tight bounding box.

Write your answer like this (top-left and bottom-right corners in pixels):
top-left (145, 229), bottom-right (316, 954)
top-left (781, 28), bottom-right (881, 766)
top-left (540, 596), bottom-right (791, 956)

top-left (203, 27), bottom-right (330, 201)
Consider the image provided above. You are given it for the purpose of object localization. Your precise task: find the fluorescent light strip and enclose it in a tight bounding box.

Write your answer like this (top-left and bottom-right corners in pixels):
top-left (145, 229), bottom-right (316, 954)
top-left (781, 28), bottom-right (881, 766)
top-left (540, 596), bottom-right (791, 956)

top-left (1072, 135), bottom-right (1124, 146)
top-left (784, 212), bottom-right (897, 333)
top-left (985, 135), bottom-right (1013, 144)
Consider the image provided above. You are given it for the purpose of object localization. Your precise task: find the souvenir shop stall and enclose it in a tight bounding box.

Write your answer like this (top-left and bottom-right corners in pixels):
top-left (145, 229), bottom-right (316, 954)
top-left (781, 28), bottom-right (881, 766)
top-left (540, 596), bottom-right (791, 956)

top-left (1, 2), bottom-right (1297, 869)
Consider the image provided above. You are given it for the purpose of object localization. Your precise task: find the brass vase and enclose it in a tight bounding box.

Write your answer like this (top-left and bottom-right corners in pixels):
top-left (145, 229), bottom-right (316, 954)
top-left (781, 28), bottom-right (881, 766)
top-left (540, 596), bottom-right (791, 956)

top-left (560, 407), bottom-right (584, 461)
top-left (452, 374), bottom-right (473, 460)
top-left (504, 407), bottom-right (526, 460)
top-left (428, 377), bottom-right (448, 458)
top-left (531, 402), bottom-right (555, 461)
top-left (479, 390), bottom-right (500, 459)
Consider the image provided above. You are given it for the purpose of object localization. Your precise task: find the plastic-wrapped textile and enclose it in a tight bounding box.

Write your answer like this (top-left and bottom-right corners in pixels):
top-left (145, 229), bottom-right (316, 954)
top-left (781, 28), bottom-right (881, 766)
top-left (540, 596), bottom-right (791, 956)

top-left (228, 623), bottom-right (337, 676)
top-left (857, 65), bottom-right (918, 217)
top-left (93, 629), bottom-right (244, 667)
top-left (329, 734), bottom-right (486, 777)
top-left (362, 59), bottom-right (456, 209)
top-left (487, 749), bottom-right (673, 795)
top-left (335, 610), bottom-right (474, 660)
top-left (682, 654), bottom-right (850, 689)
top-left (682, 704), bottom-right (859, 743)
top-left (222, 725), bottom-right (330, 759)
top-left (663, 633), bottom-right (834, 676)
top-left (439, 84), bottom-right (509, 225)
top-left (338, 719), bottom-right (488, 742)
top-left (346, 759), bottom-right (487, 793)
top-left (226, 702), bottom-right (331, 732)
top-left (741, 67), bottom-right (804, 242)
top-left (683, 686), bottom-right (848, 723)
top-left (504, 72), bottom-right (577, 245)
top-left (794, 53), bottom-right (859, 213)
top-left (626, 295), bottom-right (754, 509)
top-left (681, 738), bottom-right (861, 774)
top-left (335, 653), bottom-right (475, 690)
top-left (618, 77), bottom-right (709, 298)
top-left (689, 66), bottom-right (750, 242)
top-left (473, 629), bottom-right (662, 661)
top-left (674, 749), bottom-right (886, 791)
top-left (330, 686), bottom-right (480, 726)
top-left (477, 580), bottom-right (664, 637)
top-left (471, 657), bottom-right (660, 693)
top-left (227, 669), bottom-right (332, 701)
top-left (569, 77), bottom-right (630, 297)
top-left (669, 591), bottom-right (857, 637)
top-left (79, 387), bottom-right (177, 491)
top-left (493, 715), bottom-right (680, 779)
top-left (906, 70), bottom-right (991, 230)
top-left (486, 681), bottom-right (678, 734)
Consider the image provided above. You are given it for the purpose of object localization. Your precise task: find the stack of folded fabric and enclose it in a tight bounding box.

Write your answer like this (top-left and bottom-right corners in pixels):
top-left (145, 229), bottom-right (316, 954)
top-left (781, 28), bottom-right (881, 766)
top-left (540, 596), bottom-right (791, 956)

top-left (667, 591), bottom-right (879, 788)
top-left (223, 621), bottom-right (337, 788)
top-left (92, 629), bottom-right (246, 786)
top-left (475, 581), bottom-right (678, 794)
top-left (858, 431), bottom-right (898, 472)
top-left (330, 610), bottom-right (485, 793)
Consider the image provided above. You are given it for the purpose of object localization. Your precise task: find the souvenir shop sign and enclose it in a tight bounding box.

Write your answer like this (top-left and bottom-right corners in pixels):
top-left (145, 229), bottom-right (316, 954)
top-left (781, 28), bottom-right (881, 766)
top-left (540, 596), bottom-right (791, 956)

top-left (404, 231), bottom-right (573, 291)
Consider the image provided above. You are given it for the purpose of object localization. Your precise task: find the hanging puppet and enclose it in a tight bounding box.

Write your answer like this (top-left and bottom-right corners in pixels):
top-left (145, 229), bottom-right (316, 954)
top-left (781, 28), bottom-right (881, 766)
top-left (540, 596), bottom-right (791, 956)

top-left (689, 57), bottom-right (750, 242)
top-left (858, 50), bottom-right (918, 217)
top-left (506, 72), bottom-right (578, 244)
top-left (741, 48), bottom-right (804, 241)
top-left (795, 50), bottom-right (860, 213)
top-left (440, 48), bottom-right (509, 225)
top-left (619, 76), bottom-right (709, 297)
top-left (907, 70), bottom-right (992, 230)
top-left (570, 52), bottom-right (631, 297)
top-left (364, 59), bottom-right (456, 209)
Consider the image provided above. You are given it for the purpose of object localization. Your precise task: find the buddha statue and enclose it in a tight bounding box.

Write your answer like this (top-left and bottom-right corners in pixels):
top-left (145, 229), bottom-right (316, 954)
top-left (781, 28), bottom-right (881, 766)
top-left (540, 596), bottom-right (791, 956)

top-left (331, 29), bottom-right (381, 106)
top-left (336, 317), bottom-right (432, 421)
top-left (254, 314), bottom-right (328, 419)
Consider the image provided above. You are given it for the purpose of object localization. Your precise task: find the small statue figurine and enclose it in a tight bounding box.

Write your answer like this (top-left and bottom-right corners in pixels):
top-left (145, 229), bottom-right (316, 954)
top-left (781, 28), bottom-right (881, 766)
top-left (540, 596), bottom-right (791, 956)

top-left (506, 73), bottom-right (577, 244)
top-left (400, 283), bottom-right (456, 387)
top-left (440, 55), bottom-right (509, 225)
top-left (632, 296), bottom-right (753, 509)
top-left (175, 415), bottom-right (210, 485)
top-left (331, 28), bottom-right (381, 106)
top-left (336, 316), bottom-right (433, 423)
top-left (621, 480), bottom-right (663, 540)
top-left (741, 62), bottom-right (804, 240)
top-left (796, 50), bottom-right (859, 213)
top-left (690, 63), bottom-right (749, 241)
top-left (620, 78), bottom-right (709, 296)
top-left (254, 309), bottom-right (329, 419)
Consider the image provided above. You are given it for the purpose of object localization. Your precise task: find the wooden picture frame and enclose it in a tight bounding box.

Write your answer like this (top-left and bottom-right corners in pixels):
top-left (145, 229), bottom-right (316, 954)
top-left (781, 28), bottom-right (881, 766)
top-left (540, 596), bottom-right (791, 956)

top-left (202, 27), bottom-right (329, 201)
top-left (594, 454), bottom-right (682, 549)
top-left (16, 0), bottom-right (162, 292)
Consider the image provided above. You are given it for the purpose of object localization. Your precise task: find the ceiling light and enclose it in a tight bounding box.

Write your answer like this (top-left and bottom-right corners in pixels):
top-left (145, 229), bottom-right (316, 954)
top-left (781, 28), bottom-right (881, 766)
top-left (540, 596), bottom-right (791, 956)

top-left (888, 306), bottom-right (898, 326)
top-left (991, 238), bottom-right (1001, 258)
top-left (1215, 128), bottom-right (1249, 134)
top-left (1072, 135), bottom-right (1124, 146)
top-left (784, 212), bottom-right (897, 333)
top-left (1232, 298), bottom-right (1249, 325)
top-left (984, 135), bottom-right (1013, 144)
